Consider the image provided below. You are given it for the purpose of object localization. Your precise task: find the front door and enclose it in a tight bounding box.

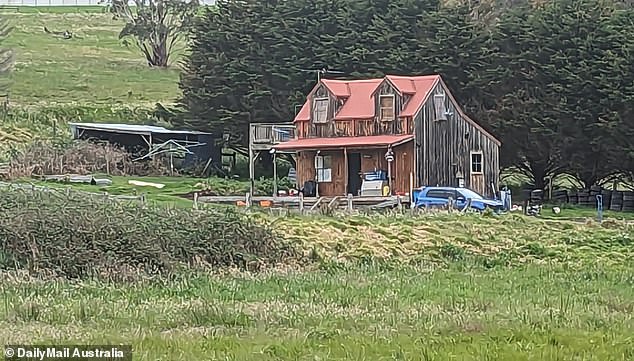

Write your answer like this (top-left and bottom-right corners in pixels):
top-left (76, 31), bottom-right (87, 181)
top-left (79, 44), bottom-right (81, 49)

top-left (347, 152), bottom-right (362, 196)
top-left (469, 151), bottom-right (486, 195)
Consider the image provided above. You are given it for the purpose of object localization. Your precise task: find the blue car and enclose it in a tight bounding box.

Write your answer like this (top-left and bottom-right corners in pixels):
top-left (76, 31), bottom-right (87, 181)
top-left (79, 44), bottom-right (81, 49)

top-left (413, 186), bottom-right (504, 212)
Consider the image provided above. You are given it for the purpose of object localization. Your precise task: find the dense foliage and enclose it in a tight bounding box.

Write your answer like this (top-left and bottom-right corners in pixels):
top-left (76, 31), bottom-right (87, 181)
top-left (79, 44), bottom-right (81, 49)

top-left (0, 189), bottom-right (297, 279)
top-left (177, 0), bottom-right (634, 188)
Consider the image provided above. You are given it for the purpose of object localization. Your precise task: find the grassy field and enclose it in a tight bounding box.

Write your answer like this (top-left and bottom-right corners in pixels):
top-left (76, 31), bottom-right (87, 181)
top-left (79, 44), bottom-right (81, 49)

top-left (2, 262), bottom-right (633, 359)
top-left (4, 6), bottom-right (180, 107)
top-left (2, 178), bottom-right (634, 359)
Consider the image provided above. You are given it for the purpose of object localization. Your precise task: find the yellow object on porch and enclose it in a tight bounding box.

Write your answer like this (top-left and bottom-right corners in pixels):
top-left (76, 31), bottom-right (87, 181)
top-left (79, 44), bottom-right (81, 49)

top-left (382, 185), bottom-right (390, 196)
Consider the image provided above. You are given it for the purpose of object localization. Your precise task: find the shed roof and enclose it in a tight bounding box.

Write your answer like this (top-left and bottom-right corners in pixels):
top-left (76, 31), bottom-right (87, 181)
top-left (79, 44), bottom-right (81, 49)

top-left (273, 134), bottom-right (413, 151)
top-left (68, 123), bottom-right (210, 136)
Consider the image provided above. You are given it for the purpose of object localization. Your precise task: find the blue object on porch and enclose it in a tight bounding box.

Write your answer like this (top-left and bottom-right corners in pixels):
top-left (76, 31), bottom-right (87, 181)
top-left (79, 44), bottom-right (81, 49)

top-left (364, 170), bottom-right (387, 181)
top-left (596, 194), bottom-right (603, 223)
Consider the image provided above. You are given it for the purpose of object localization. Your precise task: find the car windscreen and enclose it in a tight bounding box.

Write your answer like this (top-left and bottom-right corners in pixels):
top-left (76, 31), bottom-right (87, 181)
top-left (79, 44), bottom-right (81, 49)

top-left (459, 189), bottom-right (484, 200)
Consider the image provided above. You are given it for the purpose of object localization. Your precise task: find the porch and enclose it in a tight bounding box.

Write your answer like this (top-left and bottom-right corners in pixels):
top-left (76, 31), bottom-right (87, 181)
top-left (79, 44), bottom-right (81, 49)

top-left (273, 134), bottom-right (415, 198)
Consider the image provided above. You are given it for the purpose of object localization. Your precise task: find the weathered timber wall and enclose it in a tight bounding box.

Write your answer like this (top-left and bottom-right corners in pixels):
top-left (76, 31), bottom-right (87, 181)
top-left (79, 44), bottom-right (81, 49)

top-left (414, 82), bottom-right (499, 197)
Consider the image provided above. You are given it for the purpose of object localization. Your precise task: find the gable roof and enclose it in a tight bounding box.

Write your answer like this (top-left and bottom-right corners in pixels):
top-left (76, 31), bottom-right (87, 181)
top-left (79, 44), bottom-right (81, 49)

top-left (294, 75), bottom-right (440, 122)
top-left (292, 74), bottom-right (500, 145)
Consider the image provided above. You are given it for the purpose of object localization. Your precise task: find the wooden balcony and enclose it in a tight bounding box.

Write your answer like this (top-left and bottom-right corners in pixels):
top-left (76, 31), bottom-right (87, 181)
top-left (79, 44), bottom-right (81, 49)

top-left (249, 123), bottom-right (296, 151)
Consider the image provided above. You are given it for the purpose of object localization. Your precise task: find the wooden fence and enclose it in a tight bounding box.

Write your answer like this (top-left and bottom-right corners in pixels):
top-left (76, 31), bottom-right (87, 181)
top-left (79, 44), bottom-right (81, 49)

top-left (550, 187), bottom-right (634, 212)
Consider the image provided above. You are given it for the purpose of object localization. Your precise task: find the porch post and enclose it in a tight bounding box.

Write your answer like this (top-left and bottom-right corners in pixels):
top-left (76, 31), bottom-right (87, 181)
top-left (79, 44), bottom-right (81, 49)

top-left (385, 147), bottom-right (394, 195)
top-left (344, 147), bottom-right (348, 196)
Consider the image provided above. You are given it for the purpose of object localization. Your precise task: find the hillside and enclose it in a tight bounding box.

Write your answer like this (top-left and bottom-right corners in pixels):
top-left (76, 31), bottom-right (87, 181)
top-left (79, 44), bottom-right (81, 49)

top-left (5, 7), bottom-right (179, 108)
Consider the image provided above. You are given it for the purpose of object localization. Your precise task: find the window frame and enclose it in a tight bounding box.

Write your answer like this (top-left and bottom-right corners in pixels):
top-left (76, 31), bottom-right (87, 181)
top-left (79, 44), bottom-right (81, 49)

top-left (470, 151), bottom-right (484, 175)
top-left (313, 97), bottom-right (329, 124)
top-left (315, 154), bottom-right (332, 183)
top-left (434, 89), bottom-right (447, 121)
top-left (378, 94), bottom-right (395, 122)
top-left (426, 190), bottom-right (457, 199)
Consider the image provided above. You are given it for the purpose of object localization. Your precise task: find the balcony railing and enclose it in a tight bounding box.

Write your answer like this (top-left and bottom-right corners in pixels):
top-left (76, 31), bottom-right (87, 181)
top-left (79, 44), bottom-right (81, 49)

top-left (250, 123), bottom-right (295, 145)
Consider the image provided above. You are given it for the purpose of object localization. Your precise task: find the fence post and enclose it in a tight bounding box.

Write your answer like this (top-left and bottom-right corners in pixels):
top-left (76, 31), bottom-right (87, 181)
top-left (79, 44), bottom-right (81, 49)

top-left (347, 193), bottom-right (353, 213)
top-left (299, 192), bottom-right (304, 214)
top-left (193, 192), bottom-right (199, 210)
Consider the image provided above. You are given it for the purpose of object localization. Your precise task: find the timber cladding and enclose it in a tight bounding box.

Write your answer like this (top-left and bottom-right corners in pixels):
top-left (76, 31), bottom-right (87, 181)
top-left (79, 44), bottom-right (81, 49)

top-left (295, 143), bottom-right (414, 196)
top-left (414, 82), bottom-right (500, 197)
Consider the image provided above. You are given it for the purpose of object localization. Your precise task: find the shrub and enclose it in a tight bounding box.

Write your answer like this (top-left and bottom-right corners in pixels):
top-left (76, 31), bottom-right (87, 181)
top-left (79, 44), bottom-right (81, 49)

top-left (2, 140), bottom-right (172, 180)
top-left (0, 188), bottom-right (299, 279)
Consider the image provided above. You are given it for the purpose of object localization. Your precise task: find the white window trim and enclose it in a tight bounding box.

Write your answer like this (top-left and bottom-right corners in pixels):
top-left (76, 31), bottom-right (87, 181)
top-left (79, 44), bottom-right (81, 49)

top-left (313, 97), bottom-right (329, 124)
top-left (470, 151), bottom-right (484, 175)
top-left (315, 154), bottom-right (332, 183)
top-left (378, 94), bottom-right (395, 122)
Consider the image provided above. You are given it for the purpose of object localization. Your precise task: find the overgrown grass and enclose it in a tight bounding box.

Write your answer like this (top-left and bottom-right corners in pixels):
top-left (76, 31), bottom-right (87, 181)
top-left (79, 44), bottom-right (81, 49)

top-left (272, 212), bottom-right (634, 265)
top-left (1, 262), bottom-right (633, 360)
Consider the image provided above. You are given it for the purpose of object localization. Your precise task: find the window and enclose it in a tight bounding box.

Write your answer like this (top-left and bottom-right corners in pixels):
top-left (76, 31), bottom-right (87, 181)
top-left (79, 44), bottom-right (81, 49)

top-left (426, 190), bottom-right (457, 199)
top-left (313, 98), bottom-right (329, 123)
top-left (379, 95), bottom-right (395, 122)
top-left (315, 155), bottom-right (332, 182)
top-left (470, 152), bottom-right (483, 174)
top-left (434, 92), bottom-right (447, 121)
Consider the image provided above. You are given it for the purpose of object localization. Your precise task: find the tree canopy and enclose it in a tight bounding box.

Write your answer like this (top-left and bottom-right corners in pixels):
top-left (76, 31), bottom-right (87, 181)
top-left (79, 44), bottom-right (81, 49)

top-left (108, 0), bottom-right (199, 67)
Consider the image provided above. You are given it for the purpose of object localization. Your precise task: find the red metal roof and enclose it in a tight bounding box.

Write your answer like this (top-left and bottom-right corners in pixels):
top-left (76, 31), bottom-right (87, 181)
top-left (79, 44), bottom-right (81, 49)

top-left (294, 75), bottom-right (440, 122)
top-left (274, 134), bottom-right (413, 151)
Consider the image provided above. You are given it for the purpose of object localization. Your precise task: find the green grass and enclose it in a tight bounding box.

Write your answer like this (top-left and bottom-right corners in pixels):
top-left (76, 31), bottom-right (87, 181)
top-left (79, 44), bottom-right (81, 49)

top-left (1, 262), bottom-right (633, 360)
top-left (21, 175), bottom-right (279, 208)
top-left (4, 7), bottom-right (180, 107)
top-left (1, 184), bottom-right (633, 359)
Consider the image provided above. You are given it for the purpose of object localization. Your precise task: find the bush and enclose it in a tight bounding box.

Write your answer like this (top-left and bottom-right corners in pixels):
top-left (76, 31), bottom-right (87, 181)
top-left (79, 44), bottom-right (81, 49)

top-left (0, 188), bottom-right (299, 279)
top-left (2, 140), bottom-right (173, 180)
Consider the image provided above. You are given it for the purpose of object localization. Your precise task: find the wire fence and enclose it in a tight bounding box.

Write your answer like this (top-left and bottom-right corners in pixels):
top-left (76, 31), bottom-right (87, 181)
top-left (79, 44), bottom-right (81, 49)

top-left (0, 0), bottom-right (215, 5)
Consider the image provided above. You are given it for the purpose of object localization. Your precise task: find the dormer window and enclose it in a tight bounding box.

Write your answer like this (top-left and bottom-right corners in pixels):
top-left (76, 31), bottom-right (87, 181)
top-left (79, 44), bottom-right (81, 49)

top-left (379, 95), bottom-right (395, 122)
top-left (313, 97), bottom-right (329, 123)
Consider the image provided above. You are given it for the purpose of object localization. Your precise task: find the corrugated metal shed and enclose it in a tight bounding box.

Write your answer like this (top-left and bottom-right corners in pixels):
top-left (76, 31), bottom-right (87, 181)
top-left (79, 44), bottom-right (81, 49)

top-left (68, 122), bottom-right (210, 137)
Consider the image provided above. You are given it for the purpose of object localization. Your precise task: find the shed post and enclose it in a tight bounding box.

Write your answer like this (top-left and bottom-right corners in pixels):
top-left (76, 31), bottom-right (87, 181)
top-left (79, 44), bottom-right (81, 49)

top-left (248, 124), bottom-right (255, 196)
top-left (272, 149), bottom-right (278, 197)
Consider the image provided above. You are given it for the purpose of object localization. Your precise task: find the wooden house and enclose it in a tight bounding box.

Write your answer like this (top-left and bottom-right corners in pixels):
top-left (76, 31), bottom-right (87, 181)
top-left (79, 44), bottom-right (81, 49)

top-left (272, 74), bottom-right (501, 198)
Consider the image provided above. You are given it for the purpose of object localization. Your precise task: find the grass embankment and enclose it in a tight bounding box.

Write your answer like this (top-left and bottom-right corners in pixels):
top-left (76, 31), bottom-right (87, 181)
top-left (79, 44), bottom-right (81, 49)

top-left (1, 188), bottom-right (633, 359)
